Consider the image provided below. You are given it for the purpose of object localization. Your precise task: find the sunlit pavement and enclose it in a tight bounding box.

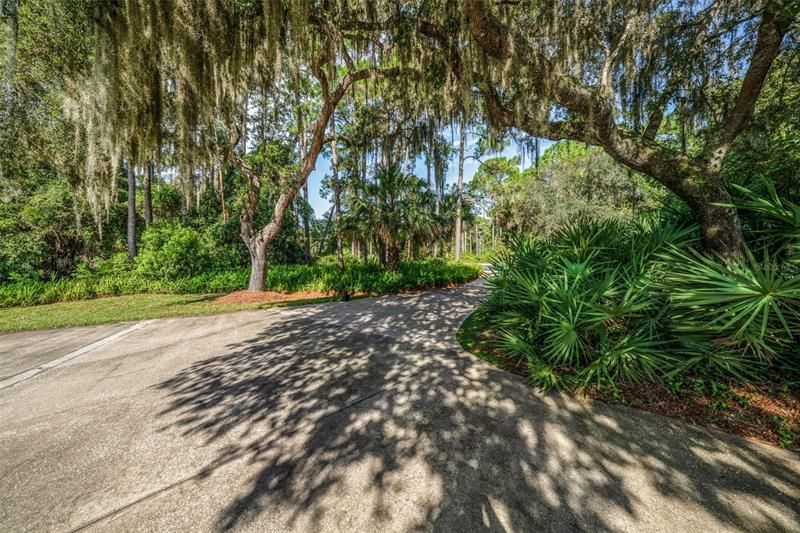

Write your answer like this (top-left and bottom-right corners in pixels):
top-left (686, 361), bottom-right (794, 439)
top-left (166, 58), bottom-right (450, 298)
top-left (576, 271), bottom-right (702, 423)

top-left (1, 280), bottom-right (798, 532)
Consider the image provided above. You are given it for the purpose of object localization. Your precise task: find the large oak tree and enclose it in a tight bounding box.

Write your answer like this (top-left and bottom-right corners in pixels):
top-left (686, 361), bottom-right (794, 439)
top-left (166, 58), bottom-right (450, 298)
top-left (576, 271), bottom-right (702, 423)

top-left (333, 0), bottom-right (796, 256)
top-left (75, 1), bottom-right (410, 290)
top-left (459, 0), bottom-right (796, 256)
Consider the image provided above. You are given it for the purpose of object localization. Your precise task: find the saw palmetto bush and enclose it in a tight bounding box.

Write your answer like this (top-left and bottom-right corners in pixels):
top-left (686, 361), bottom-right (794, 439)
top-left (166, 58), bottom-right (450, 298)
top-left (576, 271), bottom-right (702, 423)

top-left (482, 198), bottom-right (800, 391)
top-left (483, 217), bottom-right (697, 390)
top-left (730, 182), bottom-right (800, 264)
top-left (659, 247), bottom-right (800, 378)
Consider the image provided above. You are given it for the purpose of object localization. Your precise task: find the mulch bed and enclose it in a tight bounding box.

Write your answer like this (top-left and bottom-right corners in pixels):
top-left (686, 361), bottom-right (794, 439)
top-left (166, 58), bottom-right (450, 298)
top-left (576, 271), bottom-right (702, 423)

top-left (212, 290), bottom-right (333, 305)
top-left (214, 278), bottom-right (481, 307)
top-left (585, 380), bottom-right (800, 451)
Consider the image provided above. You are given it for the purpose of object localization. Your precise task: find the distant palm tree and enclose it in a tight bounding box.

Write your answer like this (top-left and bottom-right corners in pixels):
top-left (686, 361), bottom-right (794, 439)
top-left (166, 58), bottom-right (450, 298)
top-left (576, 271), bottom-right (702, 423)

top-left (347, 165), bottom-right (436, 272)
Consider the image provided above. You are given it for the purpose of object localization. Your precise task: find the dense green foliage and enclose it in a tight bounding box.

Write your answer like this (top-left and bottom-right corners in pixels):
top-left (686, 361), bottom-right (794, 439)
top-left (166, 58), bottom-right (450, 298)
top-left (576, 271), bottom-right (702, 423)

top-left (466, 144), bottom-right (665, 244)
top-left (135, 223), bottom-right (238, 280)
top-left (480, 189), bottom-right (800, 391)
top-left (345, 165), bottom-right (439, 271)
top-left (0, 258), bottom-right (480, 308)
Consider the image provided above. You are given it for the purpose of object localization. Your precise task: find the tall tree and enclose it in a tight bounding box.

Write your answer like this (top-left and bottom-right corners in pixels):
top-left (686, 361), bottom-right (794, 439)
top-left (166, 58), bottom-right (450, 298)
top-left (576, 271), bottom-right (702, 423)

top-left (330, 112), bottom-right (345, 273)
top-left (454, 118), bottom-right (466, 260)
top-left (348, 165), bottom-right (435, 272)
top-left (296, 89), bottom-right (312, 259)
top-left (143, 160), bottom-right (152, 227)
top-left (126, 160), bottom-right (136, 258)
top-left (458, 0), bottom-right (794, 257)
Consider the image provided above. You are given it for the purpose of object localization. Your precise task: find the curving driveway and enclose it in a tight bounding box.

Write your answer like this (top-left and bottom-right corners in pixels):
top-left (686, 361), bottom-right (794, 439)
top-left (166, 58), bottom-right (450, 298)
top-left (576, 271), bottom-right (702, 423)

top-left (1, 280), bottom-right (798, 532)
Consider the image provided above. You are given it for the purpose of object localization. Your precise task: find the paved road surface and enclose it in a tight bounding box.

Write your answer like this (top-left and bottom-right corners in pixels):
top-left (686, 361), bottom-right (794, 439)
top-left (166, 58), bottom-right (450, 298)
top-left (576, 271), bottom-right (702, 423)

top-left (1, 281), bottom-right (798, 532)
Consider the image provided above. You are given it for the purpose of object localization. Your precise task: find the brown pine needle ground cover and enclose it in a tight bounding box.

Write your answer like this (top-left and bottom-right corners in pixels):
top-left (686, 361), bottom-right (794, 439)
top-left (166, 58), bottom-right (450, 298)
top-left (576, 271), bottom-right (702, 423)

top-left (586, 380), bottom-right (800, 450)
top-left (458, 312), bottom-right (800, 451)
top-left (212, 290), bottom-right (334, 305)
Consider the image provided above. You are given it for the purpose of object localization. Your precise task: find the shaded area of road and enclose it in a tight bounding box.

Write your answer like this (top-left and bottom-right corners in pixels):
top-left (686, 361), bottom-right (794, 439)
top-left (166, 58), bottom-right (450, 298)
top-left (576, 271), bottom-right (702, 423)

top-left (1, 281), bottom-right (798, 532)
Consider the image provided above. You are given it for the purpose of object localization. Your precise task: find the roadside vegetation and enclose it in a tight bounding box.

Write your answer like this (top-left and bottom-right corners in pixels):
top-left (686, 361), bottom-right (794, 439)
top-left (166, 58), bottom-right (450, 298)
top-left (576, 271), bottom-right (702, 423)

top-left (0, 256), bottom-right (479, 331)
top-left (0, 254), bottom-right (480, 309)
top-left (479, 206), bottom-right (799, 391)
top-left (458, 49), bottom-right (800, 449)
top-left (459, 83), bottom-right (800, 448)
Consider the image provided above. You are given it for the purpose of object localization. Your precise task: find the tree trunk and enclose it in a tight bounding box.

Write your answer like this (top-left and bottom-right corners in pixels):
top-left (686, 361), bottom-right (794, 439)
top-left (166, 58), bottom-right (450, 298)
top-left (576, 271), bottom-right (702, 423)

top-left (247, 238), bottom-right (267, 291)
top-left (238, 94), bottom-right (248, 155)
top-left (387, 242), bottom-right (401, 273)
top-left (297, 91), bottom-right (312, 259)
top-left (433, 200), bottom-right (440, 257)
top-left (381, 137), bottom-right (389, 168)
top-left (216, 154), bottom-right (229, 223)
top-left (126, 160), bottom-right (137, 259)
top-left (302, 189), bottom-right (311, 258)
top-left (220, 167), bottom-right (228, 223)
top-left (330, 116), bottom-right (345, 272)
top-left (686, 178), bottom-right (744, 257)
top-left (143, 160), bottom-right (153, 227)
top-left (317, 208), bottom-right (334, 255)
top-left (455, 120), bottom-right (466, 260)
top-left (379, 241), bottom-right (387, 267)
top-left (71, 185), bottom-right (82, 233)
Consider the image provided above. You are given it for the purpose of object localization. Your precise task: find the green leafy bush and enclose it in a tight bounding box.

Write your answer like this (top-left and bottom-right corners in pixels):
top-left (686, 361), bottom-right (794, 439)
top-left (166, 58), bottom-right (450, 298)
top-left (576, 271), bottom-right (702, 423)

top-left (659, 247), bottom-right (800, 378)
top-left (134, 223), bottom-right (239, 280)
top-left (136, 224), bottom-right (214, 279)
top-left (0, 181), bottom-right (86, 282)
top-left (482, 218), bottom-right (696, 390)
top-left (481, 214), bottom-right (800, 391)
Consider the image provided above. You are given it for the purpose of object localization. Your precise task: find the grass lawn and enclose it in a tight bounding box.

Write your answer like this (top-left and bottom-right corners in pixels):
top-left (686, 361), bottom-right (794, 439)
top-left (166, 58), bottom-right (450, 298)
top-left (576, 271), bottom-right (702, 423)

top-left (0, 293), bottom-right (336, 333)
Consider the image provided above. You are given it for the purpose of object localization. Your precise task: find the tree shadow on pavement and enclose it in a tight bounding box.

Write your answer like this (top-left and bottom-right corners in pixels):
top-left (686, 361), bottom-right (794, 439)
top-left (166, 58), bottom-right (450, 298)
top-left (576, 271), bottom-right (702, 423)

top-left (154, 282), bottom-right (800, 531)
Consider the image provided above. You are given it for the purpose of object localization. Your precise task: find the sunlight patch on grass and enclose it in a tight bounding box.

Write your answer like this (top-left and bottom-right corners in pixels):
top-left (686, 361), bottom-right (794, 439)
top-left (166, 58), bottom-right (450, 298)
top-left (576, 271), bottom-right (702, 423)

top-left (0, 293), bottom-right (335, 333)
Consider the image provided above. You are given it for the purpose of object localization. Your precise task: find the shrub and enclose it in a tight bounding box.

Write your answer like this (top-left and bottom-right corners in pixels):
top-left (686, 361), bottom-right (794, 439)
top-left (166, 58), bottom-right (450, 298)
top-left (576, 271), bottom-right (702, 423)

top-left (481, 213), bottom-right (800, 391)
top-left (97, 253), bottom-right (135, 276)
top-left (659, 247), bottom-right (800, 377)
top-left (136, 224), bottom-right (207, 279)
top-left (136, 223), bottom-right (230, 279)
top-left (482, 218), bottom-right (696, 390)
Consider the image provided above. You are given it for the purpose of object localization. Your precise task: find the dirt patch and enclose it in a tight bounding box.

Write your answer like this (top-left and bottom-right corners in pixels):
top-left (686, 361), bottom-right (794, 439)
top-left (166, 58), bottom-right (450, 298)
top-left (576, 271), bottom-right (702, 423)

top-left (212, 290), bottom-right (333, 305)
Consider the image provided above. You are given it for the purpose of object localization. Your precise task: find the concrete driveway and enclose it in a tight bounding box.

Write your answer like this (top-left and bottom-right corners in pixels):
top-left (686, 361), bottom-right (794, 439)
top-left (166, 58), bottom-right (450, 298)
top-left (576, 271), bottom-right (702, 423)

top-left (1, 281), bottom-right (798, 532)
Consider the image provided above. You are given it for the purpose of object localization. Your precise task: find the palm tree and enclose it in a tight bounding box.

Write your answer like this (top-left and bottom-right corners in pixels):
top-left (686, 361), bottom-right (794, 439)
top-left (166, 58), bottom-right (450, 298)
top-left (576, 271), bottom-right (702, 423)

top-left (347, 165), bottom-right (436, 272)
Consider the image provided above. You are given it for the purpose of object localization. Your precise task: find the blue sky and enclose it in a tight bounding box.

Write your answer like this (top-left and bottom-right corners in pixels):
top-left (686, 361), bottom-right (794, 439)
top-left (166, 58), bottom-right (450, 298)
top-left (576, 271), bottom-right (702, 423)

top-left (305, 135), bottom-right (553, 216)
